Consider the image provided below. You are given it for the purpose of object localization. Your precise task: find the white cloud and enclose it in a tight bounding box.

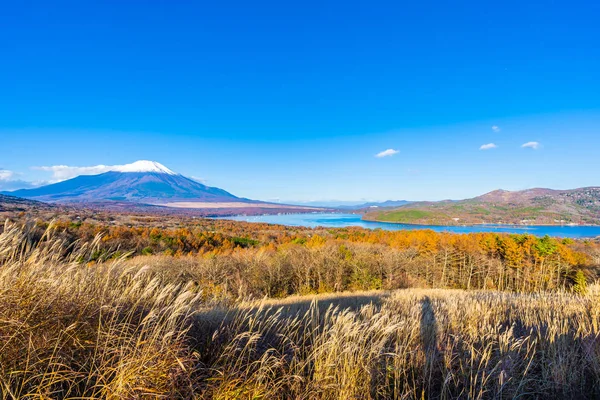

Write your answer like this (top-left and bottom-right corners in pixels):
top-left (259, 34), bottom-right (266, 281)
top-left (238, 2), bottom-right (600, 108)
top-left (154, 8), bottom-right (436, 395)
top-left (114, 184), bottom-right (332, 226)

top-left (33, 161), bottom-right (174, 181)
top-left (521, 141), bottom-right (540, 150)
top-left (34, 165), bottom-right (115, 181)
top-left (33, 165), bottom-right (117, 182)
top-left (479, 143), bottom-right (498, 150)
top-left (0, 169), bottom-right (46, 191)
top-left (0, 169), bottom-right (16, 181)
top-left (375, 149), bottom-right (399, 158)
top-left (0, 180), bottom-right (46, 191)
top-left (491, 125), bottom-right (501, 132)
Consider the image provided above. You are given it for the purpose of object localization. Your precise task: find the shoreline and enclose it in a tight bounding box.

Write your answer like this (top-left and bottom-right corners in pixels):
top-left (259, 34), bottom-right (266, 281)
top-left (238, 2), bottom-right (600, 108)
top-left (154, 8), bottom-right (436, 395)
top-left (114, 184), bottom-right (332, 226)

top-left (218, 212), bottom-right (600, 229)
top-left (361, 216), bottom-right (599, 228)
top-left (217, 211), bottom-right (600, 228)
top-left (215, 213), bottom-right (600, 238)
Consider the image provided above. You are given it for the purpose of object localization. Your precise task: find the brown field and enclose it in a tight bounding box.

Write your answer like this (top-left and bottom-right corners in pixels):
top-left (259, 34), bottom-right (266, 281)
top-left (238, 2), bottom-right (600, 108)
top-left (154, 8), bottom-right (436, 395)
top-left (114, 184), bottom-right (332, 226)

top-left (1, 220), bottom-right (600, 398)
top-left (160, 201), bottom-right (323, 210)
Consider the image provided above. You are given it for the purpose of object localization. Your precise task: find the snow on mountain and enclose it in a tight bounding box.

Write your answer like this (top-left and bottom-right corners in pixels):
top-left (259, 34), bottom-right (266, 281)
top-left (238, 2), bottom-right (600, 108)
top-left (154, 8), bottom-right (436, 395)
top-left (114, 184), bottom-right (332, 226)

top-left (111, 160), bottom-right (177, 175)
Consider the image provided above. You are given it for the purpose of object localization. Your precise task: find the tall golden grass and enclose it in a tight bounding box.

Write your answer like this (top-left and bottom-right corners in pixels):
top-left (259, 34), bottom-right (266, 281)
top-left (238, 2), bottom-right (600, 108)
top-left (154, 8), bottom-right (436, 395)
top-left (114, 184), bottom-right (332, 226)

top-left (1, 221), bottom-right (599, 398)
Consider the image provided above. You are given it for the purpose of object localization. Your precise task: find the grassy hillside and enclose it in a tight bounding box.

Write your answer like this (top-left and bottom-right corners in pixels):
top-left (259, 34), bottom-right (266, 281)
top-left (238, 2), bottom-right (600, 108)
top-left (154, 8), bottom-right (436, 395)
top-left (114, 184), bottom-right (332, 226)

top-left (364, 187), bottom-right (600, 225)
top-left (0, 194), bottom-right (51, 213)
top-left (364, 209), bottom-right (449, 224)
top-left (1, 222), bottom-right (600, 398)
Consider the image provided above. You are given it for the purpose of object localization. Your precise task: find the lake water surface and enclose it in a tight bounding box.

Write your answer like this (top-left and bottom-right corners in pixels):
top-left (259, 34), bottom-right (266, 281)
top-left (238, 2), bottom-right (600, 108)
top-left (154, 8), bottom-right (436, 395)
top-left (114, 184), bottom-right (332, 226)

top-left (221, 213), bottom-right (600, 238)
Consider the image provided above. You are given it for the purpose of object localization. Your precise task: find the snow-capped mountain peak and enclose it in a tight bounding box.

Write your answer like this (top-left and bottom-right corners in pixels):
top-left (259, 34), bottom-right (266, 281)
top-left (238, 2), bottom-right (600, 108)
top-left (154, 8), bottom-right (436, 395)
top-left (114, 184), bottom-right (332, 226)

top-left (5, 159), bottom-right (241, 203)
top-left (112, 160), bottom-right (177, 175)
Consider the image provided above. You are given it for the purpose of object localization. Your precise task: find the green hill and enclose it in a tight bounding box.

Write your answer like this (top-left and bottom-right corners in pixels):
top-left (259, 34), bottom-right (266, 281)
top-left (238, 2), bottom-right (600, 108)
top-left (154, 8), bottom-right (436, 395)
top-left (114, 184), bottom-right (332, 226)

top-left (363, 187), bottom-right (600, 225)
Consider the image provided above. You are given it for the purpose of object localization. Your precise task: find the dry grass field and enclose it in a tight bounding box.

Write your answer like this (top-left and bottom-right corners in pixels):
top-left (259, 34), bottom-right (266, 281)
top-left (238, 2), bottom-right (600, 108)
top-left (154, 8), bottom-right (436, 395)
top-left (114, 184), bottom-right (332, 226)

top-left (1, 221), bottom-right (600, 399)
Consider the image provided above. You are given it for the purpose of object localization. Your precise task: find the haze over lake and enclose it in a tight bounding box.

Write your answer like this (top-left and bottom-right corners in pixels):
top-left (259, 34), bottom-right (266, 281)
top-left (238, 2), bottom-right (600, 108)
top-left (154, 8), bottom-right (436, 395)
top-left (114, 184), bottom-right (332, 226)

top-left (222, 213), bottom-right (600, 238)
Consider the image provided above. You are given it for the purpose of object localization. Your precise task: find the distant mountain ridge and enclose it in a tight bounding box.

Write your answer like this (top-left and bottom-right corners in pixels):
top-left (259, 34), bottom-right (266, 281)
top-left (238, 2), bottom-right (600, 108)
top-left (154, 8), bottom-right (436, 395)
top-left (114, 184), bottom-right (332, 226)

top-left (339, 200), bottom-right (412, 210)
top-left (474, 187), bottom-right (600, 203)
top-left (363, 187), bottom-right (600, 226)
top-left (286, 200), bottom-right (413, 209)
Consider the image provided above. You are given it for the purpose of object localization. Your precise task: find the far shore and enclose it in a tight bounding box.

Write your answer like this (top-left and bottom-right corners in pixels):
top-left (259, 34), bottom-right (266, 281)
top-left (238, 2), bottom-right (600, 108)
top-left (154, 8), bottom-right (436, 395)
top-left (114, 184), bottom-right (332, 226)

top-left (361, 215), bottom-right (599, 227)
top-left (217, 211), bottom-right (600, 228)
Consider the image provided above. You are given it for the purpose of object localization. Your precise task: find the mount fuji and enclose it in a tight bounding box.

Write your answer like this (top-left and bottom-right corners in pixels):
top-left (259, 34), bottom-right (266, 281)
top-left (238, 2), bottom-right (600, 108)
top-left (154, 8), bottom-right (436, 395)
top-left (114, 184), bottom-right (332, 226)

top-left (3, 161), bottom-right (248, 205)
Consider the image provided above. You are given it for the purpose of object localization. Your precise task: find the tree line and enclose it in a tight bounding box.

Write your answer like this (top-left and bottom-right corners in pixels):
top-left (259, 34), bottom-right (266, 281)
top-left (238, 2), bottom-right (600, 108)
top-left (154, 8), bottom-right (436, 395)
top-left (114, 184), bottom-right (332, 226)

top-left (19, 218), bottom-right (600, 297)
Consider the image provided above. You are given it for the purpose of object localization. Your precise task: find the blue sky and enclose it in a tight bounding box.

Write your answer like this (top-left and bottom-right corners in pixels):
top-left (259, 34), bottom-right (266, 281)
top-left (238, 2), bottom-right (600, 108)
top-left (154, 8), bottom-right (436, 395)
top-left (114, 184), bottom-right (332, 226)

top-left (1, 0), bottom-right (599, 202)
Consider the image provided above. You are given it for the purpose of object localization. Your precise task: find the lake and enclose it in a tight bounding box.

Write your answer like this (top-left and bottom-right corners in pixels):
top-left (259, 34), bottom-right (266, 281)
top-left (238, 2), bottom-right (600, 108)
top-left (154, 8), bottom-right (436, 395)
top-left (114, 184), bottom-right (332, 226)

top-left (221, 213), bottom-right (600, 238)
